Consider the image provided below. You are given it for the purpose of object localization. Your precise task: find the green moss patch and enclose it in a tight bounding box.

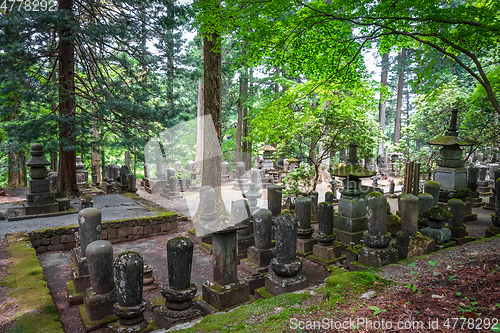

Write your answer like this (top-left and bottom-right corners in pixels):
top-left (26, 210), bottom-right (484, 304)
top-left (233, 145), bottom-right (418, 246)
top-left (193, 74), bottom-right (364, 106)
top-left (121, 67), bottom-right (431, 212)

top-left (183, 291), bottom-right (314, 333)
top-left (324, 271), bottom-right (392, 307)
top-left (2, 232), bottom-right (64, 333)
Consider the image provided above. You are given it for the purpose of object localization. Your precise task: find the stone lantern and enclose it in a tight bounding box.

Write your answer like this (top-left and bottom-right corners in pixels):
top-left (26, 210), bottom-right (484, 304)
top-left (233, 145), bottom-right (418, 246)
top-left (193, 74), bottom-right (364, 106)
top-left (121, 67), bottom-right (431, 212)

top-left (330, 143), bottom-right (376, 244)
top-left (426, 108), bottom-right (474, 201)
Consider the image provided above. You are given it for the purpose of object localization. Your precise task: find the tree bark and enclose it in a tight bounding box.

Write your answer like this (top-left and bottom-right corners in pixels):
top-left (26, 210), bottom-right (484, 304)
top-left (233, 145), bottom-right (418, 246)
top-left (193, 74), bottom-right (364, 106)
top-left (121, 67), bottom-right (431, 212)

top-left (195, 78), bottom-right (204, 174)
top-left (19, 151), bottom-right (27, 187)
top-left (241, 67), bottom-right (249, 169)
top-left (236, 71), bottom-right (243, 163)
top-left (91, 121), bottom-right (101, 183)
top-left (394, 47), bottom-right (406, 145)
top-left (57, 0), bottom-right (78, 196)
top-left (125, 151), bottom-right (131, 170)
top-left (379, 52), bottom-right (389, 155)
top-left (7, 152), bottom-right (19, 188)
top-left (50, 152), bottom-right (58, 172)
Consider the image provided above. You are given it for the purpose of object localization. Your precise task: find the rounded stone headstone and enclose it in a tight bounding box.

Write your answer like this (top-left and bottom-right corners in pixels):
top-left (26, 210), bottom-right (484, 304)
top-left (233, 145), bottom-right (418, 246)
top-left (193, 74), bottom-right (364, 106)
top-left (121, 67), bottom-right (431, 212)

top-left (166, 167), bottom-right (175, 180)
top-left (174, 161), bottom-right (182, 171)
top-left (273, 213), bottom-right (298, 264)
top-left (310, 191), bottom-right (319, 213)
top-left (400, 194), bottom-right (419, 235)
top-left (221, 162), bottom-right (229, 175)
top-left (365, 192), bottom-right (387, 236)
top-left (188, 161), bottom-right (195, 172)
top-left (200, 185), bottom-right (215, 216)
top-left (114, 251), bottom-right (144, 307)
top-left (87, 240), bottom-right (114, 294)
top-left (418, 193), bottom-right (434, 215)
top-left (325, 192), bottom-right (334, 203)
top-left (447, 199), bottom-right (464, 229)
top-left (253, 209), bottom-right (273, 249)
top-left (295, 197), bottom-right (312, 238)
top-left (127, 173), bottom-right (137, 191)
top-left (268, 185), bottom-right (283, 217)
top-left (467, 166), bottom-right (479, 189)
top-left (78, 208), bottom-right (102, 257)
top-left (231, 199), bottom-right (250, 228)
top-left (317, 202), bottom-right (334, 245)
top-left (236, 161), bottom-right (246, 179)
top-left (167, 237), bottom-right (194, 290)
top-left (478, 165), bottom-right (488, 181)
top-left (424, 181), bottom-right (440, 206)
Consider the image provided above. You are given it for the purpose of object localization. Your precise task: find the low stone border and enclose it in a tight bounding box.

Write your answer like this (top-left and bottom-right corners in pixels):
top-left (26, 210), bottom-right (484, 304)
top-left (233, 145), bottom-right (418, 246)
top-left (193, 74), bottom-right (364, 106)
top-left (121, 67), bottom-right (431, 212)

top-left (28, 211), bottom-right (183, 254)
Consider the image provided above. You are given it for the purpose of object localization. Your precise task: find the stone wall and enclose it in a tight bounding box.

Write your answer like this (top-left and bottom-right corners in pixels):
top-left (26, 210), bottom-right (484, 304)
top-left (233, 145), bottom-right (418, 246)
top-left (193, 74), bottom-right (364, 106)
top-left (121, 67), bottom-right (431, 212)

top-left (29, 211), bottom-right (183, 254)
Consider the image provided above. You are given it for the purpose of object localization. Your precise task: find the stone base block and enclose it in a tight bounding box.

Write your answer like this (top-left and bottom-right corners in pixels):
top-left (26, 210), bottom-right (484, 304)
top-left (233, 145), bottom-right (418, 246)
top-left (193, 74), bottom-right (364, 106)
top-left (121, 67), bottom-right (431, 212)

top-left (237, 235), bottom-right (255, 260)
top-left (485, 226), bottom-right (500, 238)
top-left (199, 242), bottom-right (213, 255)
top-left (307, 254), bottom-right (345, 267)
top-left (420, 227), bottom-right (451, 245)
top-left (435, 241), bottom-right (456, 251)
top-left (448, 225), bottom-right (467, 239)
top-left (332, 227), bottom-right (365, 245)
top-left (297, 238), bottom-right (317, 254)
top-left (333, 214), bottom-right (367, 233)
top-left (265, 271), bottom-right (308, 296)
top-left (111, 318), bottom-right (154, 333)
top-left (202, 280), bottom-right (249, 310)
top-left (244, 273), bottom-right (266, 294)
top-left (312, 244), bottom-right (341, 261)
top-left (79, 304), bottom-right (118, 332)
top-left (407, 236), bottom-right (435, 259)
top-left (67, 280), bottom-right (83, 306)
top-left (392, 242), bottom-right (409, 261)
top-left (471, 202), bottom-right (486, 208)
top-left (154, 304), bottom-right (202, 330)
top-left (23, 202), bottom-right (59, 215)
top-left (358, 246), bottom-right (398, 268)
top-left (464, 213), bottom-right (477, 221)
top-left (451, 236), bottom-right (474, 246)
top-left (83, 287), bottom-right (117, 322)
top-left (240, 258), bottom-right (268, 275)
top-left (56, 198), bottom-right (71, 211)
top-left (72, 266), bottom-right (90, 294)
top-left (247, 247), bottom-right (273, 268)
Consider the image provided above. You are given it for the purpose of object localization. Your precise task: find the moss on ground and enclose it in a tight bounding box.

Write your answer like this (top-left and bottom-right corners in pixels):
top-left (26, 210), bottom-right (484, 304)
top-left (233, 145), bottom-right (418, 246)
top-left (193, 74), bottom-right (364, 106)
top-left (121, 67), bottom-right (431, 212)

top-left (2, 233), bottom-right (64, 333)
top-left (324, 271), bottom-right (392, 307)
top-left (183, 292), bottom-right (314, 333)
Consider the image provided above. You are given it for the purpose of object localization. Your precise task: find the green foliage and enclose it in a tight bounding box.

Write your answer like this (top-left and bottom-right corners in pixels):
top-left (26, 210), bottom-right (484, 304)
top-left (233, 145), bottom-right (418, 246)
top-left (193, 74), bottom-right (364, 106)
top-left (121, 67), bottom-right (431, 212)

top-left (282, 163), bottom-right (316, 199)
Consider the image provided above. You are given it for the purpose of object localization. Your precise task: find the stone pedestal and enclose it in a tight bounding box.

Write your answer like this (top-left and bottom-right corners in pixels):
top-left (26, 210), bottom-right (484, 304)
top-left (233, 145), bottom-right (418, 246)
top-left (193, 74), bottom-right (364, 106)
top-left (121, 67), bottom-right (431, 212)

top-left (155, 237), bottom-right (202, 329)
top-left (477, 166), bottom-right (492, 197)
top-left (333, 197), bottom-right (367, 245)
top-left (485, 169), bottom-right (500, 237)
top-left (447, 199), bottom-right (472, 244)
top-left (357, 192), bottom-right (398, 268)
top-left (240, 209), bottom-right (274, 275)
top-left (71, 247), bottom-right (91, 293)
top-left (265, 213), bottom-right (308, 296)
top-left (202, 229), bottom-right (249, 310)
top-left (76, 156), bottom-right (89, 187)
top-left (82, 240), bottom-right (117, 328)
top-left (112, 252), bottom-right (150, 333)
top-left (420, 207), bottom-right (453, 245)
top-left (24, 144), bottom-right (60, 215)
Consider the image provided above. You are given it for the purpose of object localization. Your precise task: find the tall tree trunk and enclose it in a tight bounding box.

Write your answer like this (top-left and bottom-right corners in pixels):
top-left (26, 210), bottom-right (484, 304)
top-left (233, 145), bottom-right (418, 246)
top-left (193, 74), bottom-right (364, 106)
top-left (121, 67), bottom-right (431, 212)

top-left (19, 151), bottom-right (27, 187)
top-left (235, 71), bottom-right (244, 163)
top-left (195, 78), bottom-right (204, 174)
top-left (57, 0), bottom-right (78, 196)
top-left (91, 121), bottom-right (101, 183)
top-left (7, 152), bottom-right (19, 188)
top-left (241, 67), bottom-right (249, 169)
top-left (245, 68), bottom-right (254, 169)
top-left (125, 151), bottom-right (131, 170)
top-left (394, 47), bottom-right (406, 145)
top-left (197, 0), bottom-right (230, 231)
top-left (379, 52), bottom-right (389, 155)
top-left (50, 152), bottom-right (58, 172)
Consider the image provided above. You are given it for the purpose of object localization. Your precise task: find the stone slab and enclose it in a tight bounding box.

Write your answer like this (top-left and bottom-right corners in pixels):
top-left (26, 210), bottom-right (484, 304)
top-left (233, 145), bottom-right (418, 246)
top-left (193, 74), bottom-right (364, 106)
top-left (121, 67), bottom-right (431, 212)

top-left (333, 215), bottom-right (367, 233)
top-left (307, 254), bottom-right (345, 267)
top-left (199, 242), bottom-right (213, 255)
top-left (239, 258), bottom-right (268, 275)
top-left (29, 179), bottom-right (50, 194)
top-left (202, 280), bottom-right (249, 310)
top-left (312, 244), bottom-right (342, 261)
top-left (297, 238), bottom-right (318, 254)
top-left (332, 227), bottom-right (365, 245)
top-left (66, 280), bottom-right (83, 306)
top-left (247, 247), bottom-right (273, 268)
top-left (154, 304), bottom-right (202, 330)
top-left (23, 202), bottom-right (59, 215)
top-left (72, 266), bottom-right (90, 294)
top-left (358, 246), bottom-right (398, 268)
top-left (79, 304), bottom-right (118, 332)
top-left (265, 271), bottom-right (308, 296)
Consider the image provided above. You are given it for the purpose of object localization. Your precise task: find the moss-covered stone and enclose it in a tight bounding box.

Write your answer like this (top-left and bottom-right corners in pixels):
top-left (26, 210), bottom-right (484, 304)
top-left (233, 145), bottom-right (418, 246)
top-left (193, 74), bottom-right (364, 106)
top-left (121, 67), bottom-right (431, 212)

top-left (387, 213), bottom-right (401, 236)
top-left (2, 232), bottom-right (64, 333)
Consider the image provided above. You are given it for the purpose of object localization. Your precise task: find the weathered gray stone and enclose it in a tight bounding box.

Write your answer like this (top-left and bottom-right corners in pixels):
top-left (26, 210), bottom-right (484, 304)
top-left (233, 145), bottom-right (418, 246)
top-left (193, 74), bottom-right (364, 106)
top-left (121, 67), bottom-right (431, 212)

top-left (253, 209), bottom-right (273, 250)
top-left (424, 181), bottom-right (440, 206)
top-left (270, 213), bottom-right (302, 277)
top-left (400, 194), bottom-right (419, 235)
top-left (78, 208), bottom-right (102, 257)
top-left (317, 202), bottom-right (335, 246)
top-left (268, 185), bottom-right (282, 217)
top-left (295, 197), bottom-right (313, 239)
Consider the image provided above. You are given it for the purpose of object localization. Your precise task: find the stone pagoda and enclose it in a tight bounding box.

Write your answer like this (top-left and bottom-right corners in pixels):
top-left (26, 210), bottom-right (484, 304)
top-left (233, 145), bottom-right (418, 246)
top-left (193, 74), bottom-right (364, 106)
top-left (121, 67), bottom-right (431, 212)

top-left (259, 144), bottom-right (276, 171)
top-left (331, 143), bottom-right (376, 244)
top-left (24, 143), bottom-right (59, 215)
top-left (426, 108), bottom-right (474, 202)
